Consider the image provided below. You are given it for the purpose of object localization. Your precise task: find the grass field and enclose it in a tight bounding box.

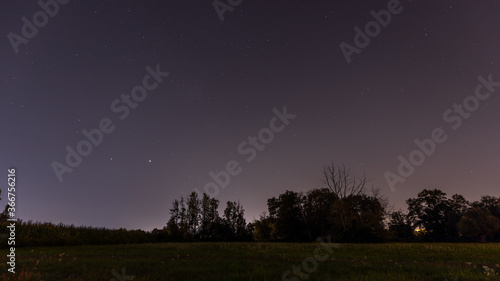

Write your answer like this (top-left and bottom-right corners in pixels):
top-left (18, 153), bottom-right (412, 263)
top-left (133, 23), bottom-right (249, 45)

top-left (1, 243), bottom-right (500, 281)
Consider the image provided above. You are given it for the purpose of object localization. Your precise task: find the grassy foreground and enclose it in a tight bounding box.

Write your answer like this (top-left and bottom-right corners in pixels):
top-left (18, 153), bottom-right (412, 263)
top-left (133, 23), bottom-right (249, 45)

top-left (1, 243), bottom-right (499, 281)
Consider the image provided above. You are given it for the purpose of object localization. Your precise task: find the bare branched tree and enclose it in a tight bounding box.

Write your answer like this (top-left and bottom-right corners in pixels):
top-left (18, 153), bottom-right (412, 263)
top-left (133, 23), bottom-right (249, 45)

top-left (322, 163), bottom-right (366, 199)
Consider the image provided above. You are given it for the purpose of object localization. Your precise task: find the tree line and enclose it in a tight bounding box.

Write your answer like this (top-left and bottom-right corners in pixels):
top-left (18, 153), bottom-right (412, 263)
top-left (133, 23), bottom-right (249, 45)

top-left (164, 192), bottom-right (252, 241)
top-left (1, 164), bottom-right (499, 247)
top-left (163, 164), bottom-right (500, 243)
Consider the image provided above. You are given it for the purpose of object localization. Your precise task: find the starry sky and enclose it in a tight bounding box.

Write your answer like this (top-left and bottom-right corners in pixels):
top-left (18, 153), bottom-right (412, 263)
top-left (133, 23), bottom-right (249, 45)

top-left (1, 0), bottom-right (499, 231)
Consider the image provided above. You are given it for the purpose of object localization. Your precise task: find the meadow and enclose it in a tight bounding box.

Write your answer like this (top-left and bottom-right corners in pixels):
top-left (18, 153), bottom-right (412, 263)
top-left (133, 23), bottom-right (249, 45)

top-left (1, 243), bottom-right (499, 281)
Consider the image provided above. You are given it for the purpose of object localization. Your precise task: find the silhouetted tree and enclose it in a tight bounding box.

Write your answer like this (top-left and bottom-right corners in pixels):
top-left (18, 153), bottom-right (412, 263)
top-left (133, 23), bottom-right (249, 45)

top-left (407, 189), bottom-right (450, 241)
top-left (223, 201), bottom-right (246, 240)
top-left (445, 194), bottom-right (469, 241)
top-left (252, 213), bottom-right (275, 241)
top-left (244, 222), bottom-right (254, 240)
top-left (166, 199), bottom-right (182, 240)
top-left (330, 194), bottom-right (386, 242)
top-left (199, 193), bottom-right (222, 240)
top-left (388, 210), bottom-right (414, 241)
top-left (458, 208), bottom-right (500, 242)
top-left (322, 163), bottom-right (366, 199)
top-left (472, 196), bottom-right (500, 217)
top-left (187, 192), bottom-right (201, 236)
top-left (0, 205), bottom-right (9, 244)
top-left (151, 227), bottom-right (169, 242)
top-left (267, 190), bottom-right (306, 241)
top-left (0, 204), bottom-right (9, 221)
top-left (470, 196), bottom-right (500, 241)
top-left (179, 197), bottom-right (189, 238)
top-left (303, 188), bottom-right (336, 239)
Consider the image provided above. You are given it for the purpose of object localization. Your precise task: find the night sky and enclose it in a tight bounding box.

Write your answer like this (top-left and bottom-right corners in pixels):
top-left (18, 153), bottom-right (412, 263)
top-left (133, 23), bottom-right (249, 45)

top-left (1, 0), bottom-right (499, 231)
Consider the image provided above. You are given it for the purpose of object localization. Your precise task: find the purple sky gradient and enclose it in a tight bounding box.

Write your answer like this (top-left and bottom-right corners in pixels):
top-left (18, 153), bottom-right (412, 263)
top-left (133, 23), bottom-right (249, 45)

top-left (0, 0), bottom-right (499, 230)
